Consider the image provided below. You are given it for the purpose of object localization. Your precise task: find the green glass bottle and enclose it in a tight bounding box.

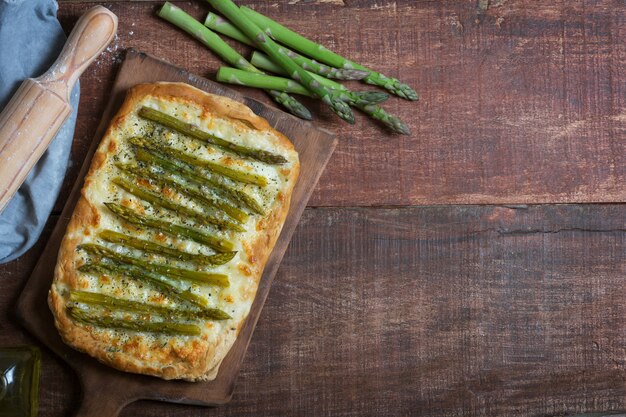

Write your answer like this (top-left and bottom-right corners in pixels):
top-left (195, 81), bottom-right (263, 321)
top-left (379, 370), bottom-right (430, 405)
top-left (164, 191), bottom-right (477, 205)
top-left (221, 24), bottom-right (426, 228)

top-left (0, 347), bottom-right (40, 417)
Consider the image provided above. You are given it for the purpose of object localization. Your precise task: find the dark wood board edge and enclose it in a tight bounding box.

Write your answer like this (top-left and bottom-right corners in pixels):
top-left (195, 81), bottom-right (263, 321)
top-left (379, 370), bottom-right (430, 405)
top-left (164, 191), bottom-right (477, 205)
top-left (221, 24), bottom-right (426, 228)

top-left (16, 48), bottom-right (337, 415)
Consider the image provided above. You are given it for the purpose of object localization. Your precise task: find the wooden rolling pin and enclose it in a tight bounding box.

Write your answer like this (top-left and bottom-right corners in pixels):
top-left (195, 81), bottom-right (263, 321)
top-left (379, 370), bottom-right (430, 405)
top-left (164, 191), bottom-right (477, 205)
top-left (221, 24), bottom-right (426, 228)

top-left (0, 6), bottom-right (118, 214)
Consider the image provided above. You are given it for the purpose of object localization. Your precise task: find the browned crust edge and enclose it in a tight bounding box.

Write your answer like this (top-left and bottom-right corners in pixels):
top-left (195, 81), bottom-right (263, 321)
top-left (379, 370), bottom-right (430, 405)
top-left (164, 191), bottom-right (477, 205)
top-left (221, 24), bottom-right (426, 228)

top-left (48, 82), bottom-right (300, 381)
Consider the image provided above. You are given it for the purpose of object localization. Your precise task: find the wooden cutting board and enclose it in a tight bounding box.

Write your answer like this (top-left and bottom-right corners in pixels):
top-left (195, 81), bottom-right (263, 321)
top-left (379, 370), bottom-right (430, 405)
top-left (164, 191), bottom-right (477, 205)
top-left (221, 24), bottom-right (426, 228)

top-left (16, 48), bottom-right (337, 417)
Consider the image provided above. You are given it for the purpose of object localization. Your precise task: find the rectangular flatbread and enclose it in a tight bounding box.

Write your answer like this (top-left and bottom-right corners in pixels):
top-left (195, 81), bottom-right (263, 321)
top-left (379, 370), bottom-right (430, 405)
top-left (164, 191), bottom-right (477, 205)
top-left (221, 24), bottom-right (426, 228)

top-left (48, 82), bottom-right (299, 381)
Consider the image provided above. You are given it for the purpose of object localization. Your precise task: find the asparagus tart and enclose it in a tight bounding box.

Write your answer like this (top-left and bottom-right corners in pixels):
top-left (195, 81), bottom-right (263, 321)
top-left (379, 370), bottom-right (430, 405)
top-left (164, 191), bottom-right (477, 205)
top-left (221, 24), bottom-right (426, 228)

top-left (48, 82), bottom-right (299, 381)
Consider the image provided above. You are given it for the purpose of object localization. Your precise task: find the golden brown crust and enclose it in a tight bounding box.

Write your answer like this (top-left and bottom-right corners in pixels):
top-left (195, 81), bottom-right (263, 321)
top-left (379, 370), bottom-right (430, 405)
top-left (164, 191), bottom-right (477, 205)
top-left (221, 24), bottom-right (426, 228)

top-left (48, 82), bottom-right (299, 381)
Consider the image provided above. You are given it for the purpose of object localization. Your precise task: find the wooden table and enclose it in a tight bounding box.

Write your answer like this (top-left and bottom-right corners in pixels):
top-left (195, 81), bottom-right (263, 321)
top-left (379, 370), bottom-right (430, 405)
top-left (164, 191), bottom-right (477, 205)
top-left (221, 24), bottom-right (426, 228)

top-left (1, 1), bottom-right (624, 416)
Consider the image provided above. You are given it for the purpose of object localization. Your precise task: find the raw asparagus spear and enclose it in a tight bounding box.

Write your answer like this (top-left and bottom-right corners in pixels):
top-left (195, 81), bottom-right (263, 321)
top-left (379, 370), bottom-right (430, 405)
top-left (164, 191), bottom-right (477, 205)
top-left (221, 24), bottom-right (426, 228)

top-left (138, 106), bottom-right (287, 165)
top-left (158, 2), bottom-right (311, 120)
top-left (218, 66), bottom-right (310, 96)
top-left (99, 230), bottom-right (237, 266)
top-left (70, 290), bottom-right (231, 321)
top-left (130, 138), bottom-right (265, 215)
top-left (252, 51), bottom-right (336, 87)
top-left (67, 305), bottom-right (201, 336)
top-left (217, 67), bottom-right (388, 107)
top-left (276, 45), bottom-right (369, 81)
top-left (207, 0), bottom-right (355, 124)
top-left (218, 64), bottom-right (410, 134)
top-left (79, 243), bottom-right (230, 287)
top-left (112, 177), bottom-right (245, 232)
top-left (204, 12), bottom-right (368, 81)
top-left (252, 52), bottom-right (410, 134)
top-left (197, 21), bottom-right (388, 107)
top-left (204, 11), bottom-right (252, 44)
top-left (239, 6), bottom-right (418, 101)
top-left (355, 103), bottom-right (411, 135)
top-left (251, 53), bottom-right (393, 107)
top-left (115, 163), bottom-right (249, 223)
top-left (105, 202), bottom-right (235, 253)
top-left (80, 262), bottom-right (209, 308)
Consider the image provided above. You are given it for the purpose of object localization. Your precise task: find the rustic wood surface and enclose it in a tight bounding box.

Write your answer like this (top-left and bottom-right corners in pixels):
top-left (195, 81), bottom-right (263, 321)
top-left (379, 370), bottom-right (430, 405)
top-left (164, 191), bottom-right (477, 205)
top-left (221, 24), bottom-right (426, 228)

top-left (52, 0), bottom-right (626, 209)
top-left (2, 206), bottom-right (625, 416)
top-left (0, 0), bottom-right (624, 416)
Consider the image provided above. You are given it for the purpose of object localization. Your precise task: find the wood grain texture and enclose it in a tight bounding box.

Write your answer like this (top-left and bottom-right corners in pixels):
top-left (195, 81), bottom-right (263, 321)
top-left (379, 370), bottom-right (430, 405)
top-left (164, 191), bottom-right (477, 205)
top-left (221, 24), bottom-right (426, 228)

top-left (2, 205), bottom-right (625, 416)
top-left (52, 0), bottom-right (625, 209)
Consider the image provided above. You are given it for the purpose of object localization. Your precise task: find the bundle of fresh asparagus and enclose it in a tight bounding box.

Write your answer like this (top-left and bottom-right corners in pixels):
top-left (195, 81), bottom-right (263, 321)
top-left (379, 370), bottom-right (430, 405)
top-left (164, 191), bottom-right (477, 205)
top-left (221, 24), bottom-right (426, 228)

top-left (158, 1), bottom-right (416, 135)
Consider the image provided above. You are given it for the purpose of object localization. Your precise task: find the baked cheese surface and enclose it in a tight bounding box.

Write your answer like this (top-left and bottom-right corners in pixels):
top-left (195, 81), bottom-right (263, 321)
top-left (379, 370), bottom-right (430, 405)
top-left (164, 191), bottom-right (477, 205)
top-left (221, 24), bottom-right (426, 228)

top-left (48, 82), bottom-right (299, 381)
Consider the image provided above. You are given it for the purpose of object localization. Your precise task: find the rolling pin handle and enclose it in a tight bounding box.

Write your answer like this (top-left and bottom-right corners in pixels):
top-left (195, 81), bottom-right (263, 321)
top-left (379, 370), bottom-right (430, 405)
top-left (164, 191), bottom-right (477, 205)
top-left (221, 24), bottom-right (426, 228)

top-left (0, 6), bottom-right (117, 215)
top-left (39, 5), bottom-right (118, 101)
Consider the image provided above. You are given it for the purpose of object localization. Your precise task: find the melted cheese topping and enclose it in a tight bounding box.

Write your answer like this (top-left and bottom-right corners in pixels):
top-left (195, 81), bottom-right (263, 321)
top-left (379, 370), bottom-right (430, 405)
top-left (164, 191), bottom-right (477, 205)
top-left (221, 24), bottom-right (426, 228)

top-left (53, 91), bottom-right (297, 377)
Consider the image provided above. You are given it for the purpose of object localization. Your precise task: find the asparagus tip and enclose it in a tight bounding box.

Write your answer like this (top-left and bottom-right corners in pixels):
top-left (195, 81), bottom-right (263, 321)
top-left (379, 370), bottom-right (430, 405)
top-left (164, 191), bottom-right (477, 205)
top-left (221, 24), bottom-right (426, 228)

top-left (275, 93), bottom-right (313, 120)
top-left (292, 105), bottom-right (314, 121)
top-left (325, 97), bottom-right (355, 124)
top-left (389, 116), bottom-right (411, 135)
top-left (352, 90), bottom-right (389, 105)
top-left (398, 84), bottom-right (420, 101)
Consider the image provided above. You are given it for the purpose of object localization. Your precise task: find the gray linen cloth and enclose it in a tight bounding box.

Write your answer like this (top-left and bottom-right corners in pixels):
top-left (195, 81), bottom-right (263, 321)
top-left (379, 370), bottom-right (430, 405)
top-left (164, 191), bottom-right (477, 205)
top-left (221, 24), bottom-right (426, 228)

top-left (0, 0), bottom-right (79, 263)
